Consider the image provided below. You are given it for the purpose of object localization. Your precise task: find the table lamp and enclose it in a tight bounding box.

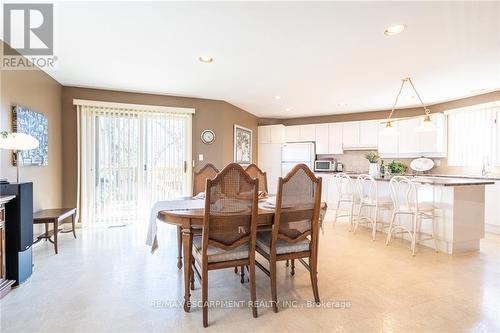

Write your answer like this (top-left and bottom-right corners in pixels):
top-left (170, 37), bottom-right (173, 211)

top-left (0, 132), bottom-right (39, 183)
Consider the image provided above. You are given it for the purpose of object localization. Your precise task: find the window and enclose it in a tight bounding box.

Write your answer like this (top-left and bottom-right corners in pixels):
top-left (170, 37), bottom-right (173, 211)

top-left (447, 102), bottom-right (500, 167)
top-left (75, 100), bottom-right (193, 226)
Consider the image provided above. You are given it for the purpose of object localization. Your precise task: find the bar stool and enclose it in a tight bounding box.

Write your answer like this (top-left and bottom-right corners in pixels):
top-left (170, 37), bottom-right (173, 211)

top-left (333, 173), bottom-right (357, 231)
top-left (385, 176), bottom-right (439, 256)
top-left (353, 174), bottom-right (393, 240)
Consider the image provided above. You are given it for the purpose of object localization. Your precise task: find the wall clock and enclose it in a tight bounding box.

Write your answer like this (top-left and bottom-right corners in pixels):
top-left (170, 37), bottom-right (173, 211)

top-left (201, 129), bottom-right (216, 144)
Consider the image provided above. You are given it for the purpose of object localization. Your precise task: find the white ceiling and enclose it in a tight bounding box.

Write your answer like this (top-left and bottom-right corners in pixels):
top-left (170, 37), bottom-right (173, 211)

top-left (41, 2), bottom-right (500, 117)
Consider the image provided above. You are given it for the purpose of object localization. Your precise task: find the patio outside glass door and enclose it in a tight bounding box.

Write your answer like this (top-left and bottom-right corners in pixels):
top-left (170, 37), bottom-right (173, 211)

top-left (78, 104), bottom-right (192, 226)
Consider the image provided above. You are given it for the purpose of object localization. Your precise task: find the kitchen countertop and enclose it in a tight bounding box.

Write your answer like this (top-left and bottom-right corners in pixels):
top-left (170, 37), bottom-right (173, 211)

top-left (313, 172), bottom-right (495, 186)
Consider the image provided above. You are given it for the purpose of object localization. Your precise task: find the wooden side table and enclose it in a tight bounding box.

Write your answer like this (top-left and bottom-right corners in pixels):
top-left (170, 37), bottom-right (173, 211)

top-left (33, 208), bottom-right (77, 254)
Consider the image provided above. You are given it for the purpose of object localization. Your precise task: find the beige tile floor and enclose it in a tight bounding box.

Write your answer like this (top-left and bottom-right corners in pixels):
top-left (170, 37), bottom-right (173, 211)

top-left (1, 212), bottom-right (499, 333)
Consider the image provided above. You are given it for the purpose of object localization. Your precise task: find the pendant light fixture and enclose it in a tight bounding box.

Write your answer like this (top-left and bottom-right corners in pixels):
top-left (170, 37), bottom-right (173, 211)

top-left (382, 77), bottom-right (436, 135)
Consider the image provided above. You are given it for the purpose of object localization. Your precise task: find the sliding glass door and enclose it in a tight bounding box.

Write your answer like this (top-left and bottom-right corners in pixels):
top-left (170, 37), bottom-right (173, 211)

top-left (78, 105), bottom-right (192, 226)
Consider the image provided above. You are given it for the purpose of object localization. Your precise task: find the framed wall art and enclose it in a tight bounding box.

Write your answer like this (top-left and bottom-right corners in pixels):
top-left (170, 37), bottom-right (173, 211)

top-left (233, 124), bottom-right (252, 165)
top-left (12, 105), bottom-right (48, 166)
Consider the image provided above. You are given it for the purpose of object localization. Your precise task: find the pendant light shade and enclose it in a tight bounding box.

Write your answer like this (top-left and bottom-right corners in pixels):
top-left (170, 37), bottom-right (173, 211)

top-left (381, 120), bottom-right (398, 136)
top-left (415, 113), bottom-right (437, 132)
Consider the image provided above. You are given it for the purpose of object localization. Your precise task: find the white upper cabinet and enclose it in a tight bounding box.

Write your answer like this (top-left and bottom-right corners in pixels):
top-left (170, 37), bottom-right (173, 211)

top-left (315, 124), bottom-right (329, 154)
top-left (300, 124), bottom-right (316, 141)
top-left (258, 126), bottom-right (271, 144)
top-left (328, 123), bottom-right (343, 154)
top-left (342, 120), bottom-right (378, 149)
top-left (285, 124), bottom-right (316, 142)
top-left (270, 124), bottom-right (285, 143)
top-left (285, 125), bottom-right (301, 142)
top-left (359, 120), bottom-right (379, 146)
top-left (342, 122), bottom-right (360, 147)
top-left (258, 125), bottom-right (285, 144)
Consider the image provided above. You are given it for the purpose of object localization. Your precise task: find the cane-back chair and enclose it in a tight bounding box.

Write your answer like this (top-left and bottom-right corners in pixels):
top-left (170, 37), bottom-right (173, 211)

top-left (255, 163), bottom-right (322, 313)
top-left (190, 163), bottom-right (259, 327)
top-left (245, 164), bottom-right (269, 194)
top-left (176, 164), bottom-right (219, 269)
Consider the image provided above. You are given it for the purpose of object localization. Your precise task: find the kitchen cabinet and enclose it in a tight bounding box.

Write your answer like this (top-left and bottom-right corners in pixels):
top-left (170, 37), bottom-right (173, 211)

top-left (315, 124), bottom-right (329, 154)
top-left (300, 124), bottom-right (316, 141)
top-left (342, 120), bottom-right (378, 149)
top-left (314, 173), bottom-right (329, 204)
top-left (258, 143), bottom-right (282, 194)
top-left (328, 123), bottom-right (343, 154)
top-left (258, 126), bottom-right (271, 144)
top-left (314, 173), bottom-right (337, 208)
top-left (485, 181), bottom-right (500, 234)
top-left (342, 122), bottom-right (360, 147)
top-left (258, 125), bottom-right (285, 144)
top-left (359, 120), bottom-right (379, 147)
top-left (285, 125), bottom-right (301, 142)
top-left (285, 125), bottom-right (316, 142)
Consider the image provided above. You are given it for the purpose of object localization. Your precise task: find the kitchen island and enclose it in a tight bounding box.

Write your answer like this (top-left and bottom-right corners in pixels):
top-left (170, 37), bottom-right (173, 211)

top-left (317, 172), bottom-right (495, 254)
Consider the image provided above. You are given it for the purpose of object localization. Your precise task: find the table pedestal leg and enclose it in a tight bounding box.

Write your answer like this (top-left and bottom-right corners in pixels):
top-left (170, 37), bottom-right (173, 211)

top-left (182, 227), bottom-right (193, 312)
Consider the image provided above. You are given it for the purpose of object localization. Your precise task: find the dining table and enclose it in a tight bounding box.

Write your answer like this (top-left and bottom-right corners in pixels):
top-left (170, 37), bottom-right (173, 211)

top-left (156, 197), bottom-right (327, 313)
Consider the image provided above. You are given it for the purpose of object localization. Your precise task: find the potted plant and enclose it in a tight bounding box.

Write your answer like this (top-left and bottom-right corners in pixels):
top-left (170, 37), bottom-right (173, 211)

top-left (365, 151), bottom-right (380, 177)
top-left (388, 160), bottom-right (408, 175)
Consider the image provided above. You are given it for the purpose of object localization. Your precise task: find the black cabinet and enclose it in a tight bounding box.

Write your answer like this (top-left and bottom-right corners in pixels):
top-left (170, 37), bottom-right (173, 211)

top-left (0, 183), bottom-right (33, 284)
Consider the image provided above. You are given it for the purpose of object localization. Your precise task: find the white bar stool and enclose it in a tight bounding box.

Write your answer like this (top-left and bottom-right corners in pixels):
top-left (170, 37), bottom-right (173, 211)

top-left (333, 173), bottom-right (357, 231)
top-left (353, 174), bottom-right (393, 240)
top-left (385, 176), bottom-right (439, 256)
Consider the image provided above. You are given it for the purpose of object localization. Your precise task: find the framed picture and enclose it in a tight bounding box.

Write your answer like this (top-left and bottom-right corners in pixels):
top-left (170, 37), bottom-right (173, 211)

top-left (233, 124), bottom-right (252, 165)
top-left (12, 105), bottom-right (49, 166)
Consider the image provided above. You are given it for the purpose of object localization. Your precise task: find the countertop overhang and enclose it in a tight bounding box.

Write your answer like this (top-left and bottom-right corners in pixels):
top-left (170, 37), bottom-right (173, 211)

top-left (314, 172), bottom-right (495, 186)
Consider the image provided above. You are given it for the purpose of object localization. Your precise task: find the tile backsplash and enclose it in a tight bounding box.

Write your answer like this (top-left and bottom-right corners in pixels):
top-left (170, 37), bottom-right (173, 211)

top-left (318, 151), bottom-right (500, 176)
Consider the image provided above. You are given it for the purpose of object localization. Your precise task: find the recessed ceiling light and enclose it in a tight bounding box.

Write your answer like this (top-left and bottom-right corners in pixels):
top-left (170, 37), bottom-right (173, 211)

top-left (384, 24), bottom-right (406, 36)
top-left (198, 56), bottom-right (213, 63)
top-left (274, 95), bottom-right (281, 100)
top-left (285, 107), bottom-right (292, 112)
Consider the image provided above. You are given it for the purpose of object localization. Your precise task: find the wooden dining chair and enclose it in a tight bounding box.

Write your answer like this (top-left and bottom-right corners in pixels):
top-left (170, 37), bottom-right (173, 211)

top-left (255, 163), bottom-right (322, 313)
top-left (176, 163), bottom-right (219, 269)
top-left (190, 163), bottom-right (259, 327)
top-left (233, 164), bottom-right (269, 278)
top-left (245, 164), bottom-right (268, 194)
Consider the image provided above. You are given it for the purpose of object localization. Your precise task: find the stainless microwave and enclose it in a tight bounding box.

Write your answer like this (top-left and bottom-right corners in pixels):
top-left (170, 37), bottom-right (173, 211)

top-left (314, 160), bottom-right (336, 172)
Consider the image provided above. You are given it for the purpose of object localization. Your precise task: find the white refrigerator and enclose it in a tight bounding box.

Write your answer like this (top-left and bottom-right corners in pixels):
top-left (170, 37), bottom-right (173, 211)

top-left (281, 142), bottom-right (316, 176)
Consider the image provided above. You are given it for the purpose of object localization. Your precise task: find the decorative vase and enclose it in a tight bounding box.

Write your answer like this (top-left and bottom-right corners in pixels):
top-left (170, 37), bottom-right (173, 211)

top-left (369, 163), bottom-right (379, 177)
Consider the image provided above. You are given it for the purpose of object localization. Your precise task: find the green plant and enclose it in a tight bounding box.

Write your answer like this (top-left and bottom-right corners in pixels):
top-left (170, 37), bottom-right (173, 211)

top-left (0, 131), bottom-right (8, 139)
top-left (365, 151), bottom-right (380, 163)
top-left (388, 160), bottom-right (407, 174)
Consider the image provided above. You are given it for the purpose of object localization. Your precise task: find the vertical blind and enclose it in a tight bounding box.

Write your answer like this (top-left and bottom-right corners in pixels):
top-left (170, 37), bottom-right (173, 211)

top-left (447, 103), bottom-right (500, 166)
top-left (76, 101), bottom-right (193, 226)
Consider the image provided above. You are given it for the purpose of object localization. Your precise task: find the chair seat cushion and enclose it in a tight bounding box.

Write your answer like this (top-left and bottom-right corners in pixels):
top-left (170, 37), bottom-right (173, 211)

top-left (192, 237), bottom-right (249, 263)
top-left (256, 232), bottom-right (310, 255)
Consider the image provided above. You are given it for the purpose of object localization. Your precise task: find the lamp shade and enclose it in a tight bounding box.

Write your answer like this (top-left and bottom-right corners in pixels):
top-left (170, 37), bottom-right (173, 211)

top-left (0, 132), bottom-right (39, 150)
top-left (415, 114), bottom-right (437, 133)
